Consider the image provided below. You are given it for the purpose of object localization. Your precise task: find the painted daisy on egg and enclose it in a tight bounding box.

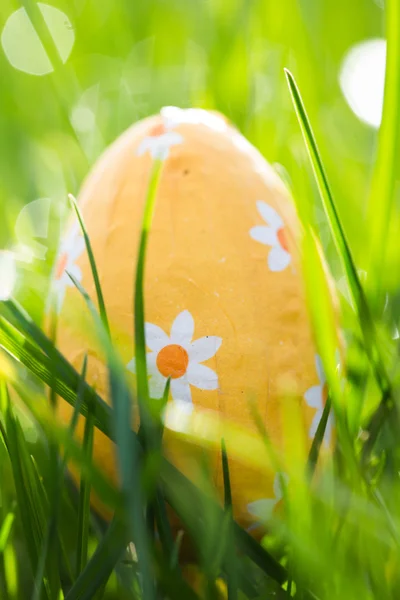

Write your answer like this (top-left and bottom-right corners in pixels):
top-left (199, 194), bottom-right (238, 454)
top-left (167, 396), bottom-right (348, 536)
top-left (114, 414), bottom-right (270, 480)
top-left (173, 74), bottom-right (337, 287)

top-left (136, 122), bottom-right (183, 161)
top-left (247, 472), bottom-right (289, 528)
top-left (127, 310), bottom-right (222, 410)
top-left (51, 224), bottom-right (85, 314)
top-left (304, 353), bottom-right (334, 446)
top-left (250, 201), bottom-right (291, 272)
top-left (160, 106), bottom-right (228, 132)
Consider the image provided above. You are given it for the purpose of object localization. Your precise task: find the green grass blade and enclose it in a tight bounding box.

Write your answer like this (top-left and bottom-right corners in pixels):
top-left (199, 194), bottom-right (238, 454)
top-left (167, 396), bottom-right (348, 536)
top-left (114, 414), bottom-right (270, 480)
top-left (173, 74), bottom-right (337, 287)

top-left (221, 439), bottom-right (238, 600)
top-left (284, 68), bottom-right (395, 451)
top-left (0, 384), bottom-right (51, 600)
top-left (134, 159), bottom-right (163, 436)
top-left (68, 194), bottom-right (110, 336)
top-left (0, 512), bottom-right (15, 553)
top-left (65, 517), bottom-right (129, 600)
top-left (67, 271), bottom-right (156, 599)
top-left (367, 0), bottom-right (400, 302)
top-left (76, 398), bottom-right (95, 577)
top-left (307, 395), bottom-right (332, 477)
top-left (160, 458), bottom-right (288, 586)
top-left (0, 315), bottom-right (113, 440)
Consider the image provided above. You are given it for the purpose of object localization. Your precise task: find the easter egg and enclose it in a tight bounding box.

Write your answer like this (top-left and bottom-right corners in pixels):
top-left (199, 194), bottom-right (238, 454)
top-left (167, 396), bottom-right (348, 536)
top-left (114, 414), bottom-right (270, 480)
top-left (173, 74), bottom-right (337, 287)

top-left (53, 107), bottom-right (332, 533)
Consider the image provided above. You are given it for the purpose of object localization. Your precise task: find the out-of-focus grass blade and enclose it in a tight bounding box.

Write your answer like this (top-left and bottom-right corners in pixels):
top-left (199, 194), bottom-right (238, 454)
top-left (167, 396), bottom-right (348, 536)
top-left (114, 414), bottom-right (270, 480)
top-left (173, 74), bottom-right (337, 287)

top-left (307, 395), bottom-right (332, 477)
top-left (367, 0), bottom-right (400, 302)
top-left (68, 193), bottom-right (110, 336)
top-left (67, 272), bottom-right (156, 600)
top-left (76, 398), bottom-right (95, 577)
top-left (3, 292), bottom-right (303, 590)
top-left (0, 315), bottom-right (113, 439)
top-left (284, 68), bottom-right (395, 451)
top-left (160, 458), bottom-right (288, 586)
top-left (221, 439), bottom-right (238, 600)
top-left (5, 378), bottom-right (121, 512)
top-left (65, 517), bottom-right (129, 600)
top-left (133, 159), bottom-right (163, 434)
top-left (133, 159), bottom-right (174, 570)
top-left (0, 383), bottom-right (51, 600)
top-left (0, 511), bottom-right (14, 553)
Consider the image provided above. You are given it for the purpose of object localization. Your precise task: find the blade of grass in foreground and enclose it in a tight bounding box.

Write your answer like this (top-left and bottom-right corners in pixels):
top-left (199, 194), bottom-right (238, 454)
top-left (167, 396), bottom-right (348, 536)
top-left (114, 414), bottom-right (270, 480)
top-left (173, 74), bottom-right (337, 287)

top-left (221, 439), bottom-right (238, 600)
top-left (0, 299), bottom-right (300, 588)
top-left (284, 68), bottom-right (395, 452)
top-left (69, 193), bottom-right (110, 336)
top-left (65, 517), bottom-right (129, 600)
top-left (76, 397), bottom-right (95, 577)
top-left (67, 273), bottom-right (156, 600)
top-left (133, 159), bottom-right (163, 437)
top-left (0, 383), bottom-right (51, 600)
top-left (367, 0), bottom-right (400, 304)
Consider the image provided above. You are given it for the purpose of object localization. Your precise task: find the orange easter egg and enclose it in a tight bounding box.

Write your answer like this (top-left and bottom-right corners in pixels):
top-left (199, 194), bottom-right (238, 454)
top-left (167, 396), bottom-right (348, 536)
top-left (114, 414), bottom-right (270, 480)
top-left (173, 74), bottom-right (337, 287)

top-left (53, 107), bottom-right (333, 533)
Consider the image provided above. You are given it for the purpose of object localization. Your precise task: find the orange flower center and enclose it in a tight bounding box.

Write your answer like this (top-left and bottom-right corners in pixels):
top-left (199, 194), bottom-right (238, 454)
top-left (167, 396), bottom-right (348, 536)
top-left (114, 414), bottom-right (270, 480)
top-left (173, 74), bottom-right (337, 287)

top-left (149, 123), bottom-right (166, 137)
top-left (55, 253), bottom-right (68, 280)
top-left (156, 344), bottom-right (189, 379)
top-left (277, 227), bottom-right (289, 252)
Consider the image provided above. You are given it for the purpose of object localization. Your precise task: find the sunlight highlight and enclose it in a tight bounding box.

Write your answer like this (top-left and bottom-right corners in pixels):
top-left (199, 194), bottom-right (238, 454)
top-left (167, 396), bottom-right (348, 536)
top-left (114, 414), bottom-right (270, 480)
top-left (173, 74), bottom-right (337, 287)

top-left (1, 4), bottom-right (75, 76)
top-left (339, 38), bottom-right (386, 128)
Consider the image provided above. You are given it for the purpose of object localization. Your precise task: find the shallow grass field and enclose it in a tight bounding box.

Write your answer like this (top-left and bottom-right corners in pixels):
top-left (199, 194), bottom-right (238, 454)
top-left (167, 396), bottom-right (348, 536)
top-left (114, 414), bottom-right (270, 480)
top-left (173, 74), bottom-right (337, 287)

top-left (1, 0), bottom-right (400, 599)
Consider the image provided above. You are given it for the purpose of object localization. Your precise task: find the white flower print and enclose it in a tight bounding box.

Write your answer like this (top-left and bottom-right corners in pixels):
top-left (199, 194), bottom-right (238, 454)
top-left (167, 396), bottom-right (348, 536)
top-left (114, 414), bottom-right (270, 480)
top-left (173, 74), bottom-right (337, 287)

top-left (250, 201), bottom-right (291, 272)
top-left (160, 106), bottom-right (228, 133)
top-left (136, 122), bottom-right (183, 161)
top-left (247, 473), bottom-right (289, 527)
top-left (51, 224), bottom-right (85, 314)
top-left (304, 354), bottom-right (334, 446)
top-left (127, 310), bottom-right (222, 410)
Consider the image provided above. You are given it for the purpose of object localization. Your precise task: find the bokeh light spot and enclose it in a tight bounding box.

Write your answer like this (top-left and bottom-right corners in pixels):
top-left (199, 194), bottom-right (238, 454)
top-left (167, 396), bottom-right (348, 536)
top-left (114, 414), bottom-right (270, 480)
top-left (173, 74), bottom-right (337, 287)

top-left (1, 4), bottom-right (75, 76)
top-left (339, 38), bottom-right (386, 128)
top-left (0, 251), bottom-right (17, 300)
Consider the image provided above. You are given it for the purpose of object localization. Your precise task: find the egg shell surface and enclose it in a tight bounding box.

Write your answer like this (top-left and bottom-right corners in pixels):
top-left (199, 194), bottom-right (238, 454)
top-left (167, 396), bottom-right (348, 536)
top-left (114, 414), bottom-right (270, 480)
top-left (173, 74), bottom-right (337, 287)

top-left (54, 107), bottom-right (330, 532)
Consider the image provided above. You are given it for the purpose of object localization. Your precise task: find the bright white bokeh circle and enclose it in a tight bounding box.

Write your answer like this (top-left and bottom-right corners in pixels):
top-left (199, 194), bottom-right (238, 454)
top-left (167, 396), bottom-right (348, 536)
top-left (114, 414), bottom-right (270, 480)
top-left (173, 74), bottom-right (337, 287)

top-left (1, 3), bottom-right (75, 76)
top-left (339, 38), bottom-right (386, 128)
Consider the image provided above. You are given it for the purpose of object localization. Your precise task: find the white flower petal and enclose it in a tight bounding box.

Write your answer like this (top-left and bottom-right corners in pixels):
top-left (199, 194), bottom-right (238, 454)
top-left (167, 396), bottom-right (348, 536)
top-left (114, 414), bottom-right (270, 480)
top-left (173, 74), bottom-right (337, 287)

top-left (309, 410), bottom-right (324, 439)
top-left (126, 357), bottom-right (136, 374)
top-left (247, 498), bottom-right (277, 521)
top-left (55, 284), bottom-right (66, 314)
top-left (187, 363), bottom-right (218, 390)
top-left (170, 377), bottom-right (192, 405)
top-left (273, 473), bottom-right (288, 500)
top-left (188, 336), bottom-right (222, 363)
top-left (145, 323), bottom-right (169, 352)
top-left (146, 351), bottom-right (158, 375)
top-left (69, 234), bottom-right (85, 261)
top-left (315, 354), bottom-right (326, 385)
top-left (161, 106), bottom-right (227, 132)
top-left (256, 201), bottom-right (283, 229)
top-left (160, 131), bottom-right (183, 147)
top-left (127, 352), bottom-right (158, 378)
top-left (249, 226), bottom-right (278, 246)
top-left (66, 263), bottom-right (82, 286)
top-left (170, 310), bottom-right (194, 346)
top-left (136, 138), bottom-right (153, 157)
top-left (304, 385), bottom-right (323, 410)
top-left (149, 372), bottom-right (167, 399)
top-left (268, 247), bottom-right (291, 272)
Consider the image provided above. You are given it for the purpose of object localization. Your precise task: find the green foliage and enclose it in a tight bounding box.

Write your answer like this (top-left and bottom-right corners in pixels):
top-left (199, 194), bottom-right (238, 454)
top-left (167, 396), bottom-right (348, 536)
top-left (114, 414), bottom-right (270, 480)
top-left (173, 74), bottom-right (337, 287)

top-left (0, 0), bottom-right (400, 599)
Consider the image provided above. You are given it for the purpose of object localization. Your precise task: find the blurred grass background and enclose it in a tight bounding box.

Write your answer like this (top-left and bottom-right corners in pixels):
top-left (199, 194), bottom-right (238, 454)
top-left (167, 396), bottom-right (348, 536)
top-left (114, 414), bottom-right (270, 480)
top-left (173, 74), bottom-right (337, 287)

top-left (0, 0), bottom-right (390, 314)
top-left (0, 1), bottom-right (398, 599)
